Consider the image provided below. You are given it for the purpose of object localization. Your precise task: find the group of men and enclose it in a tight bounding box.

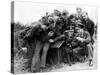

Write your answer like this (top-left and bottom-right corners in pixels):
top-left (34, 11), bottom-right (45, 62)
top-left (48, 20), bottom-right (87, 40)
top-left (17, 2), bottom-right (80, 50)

top-left (23, 7), bottom-right (95, 72)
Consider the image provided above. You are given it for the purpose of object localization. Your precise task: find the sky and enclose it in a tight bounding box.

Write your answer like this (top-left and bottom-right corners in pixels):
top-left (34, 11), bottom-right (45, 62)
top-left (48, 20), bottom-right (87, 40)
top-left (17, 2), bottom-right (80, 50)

top-left (14, 1), bottom-right (98, 25)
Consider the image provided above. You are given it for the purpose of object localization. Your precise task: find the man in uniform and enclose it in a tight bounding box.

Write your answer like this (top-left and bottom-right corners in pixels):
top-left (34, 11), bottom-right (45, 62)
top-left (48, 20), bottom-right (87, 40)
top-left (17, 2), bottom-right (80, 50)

top-left (63, 29), bottom-right (75, 66)
top-left (61, 9), bottom-right (69, 31)
top-left (24, 22), bottom-right (55, 72)
top-left (75, 7), bottom-right (83, 20)
top-left (74, 23), bottom-right (93, 66)
top-left (49, 27), bottom-right (75, 66)
top-left (82, 11), bottom-right (95, 44)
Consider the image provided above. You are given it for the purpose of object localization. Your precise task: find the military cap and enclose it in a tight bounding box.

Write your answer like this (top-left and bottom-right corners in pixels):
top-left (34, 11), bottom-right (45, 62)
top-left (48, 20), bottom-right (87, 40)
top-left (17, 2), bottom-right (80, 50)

top-left (62, 9), bottom-right (69, 16)
top-left (76, 7), bottom-right (82, 11)
top-left (75, 22), bottom-right (85, 29)
top-left (68, 29), bottom-right (74, 32)
top-left (77, 22), bottom-right (84, 25)
top-left (64, 30), bottom-right (69, 33)
top-left (64, 29), bottom-right (74, 33)
top-left (53, 9), bottom-right (61, 16)
top-left (48, 17), bottom-right (55, 23)
top-left (78, 22), bottom-right (85, 28)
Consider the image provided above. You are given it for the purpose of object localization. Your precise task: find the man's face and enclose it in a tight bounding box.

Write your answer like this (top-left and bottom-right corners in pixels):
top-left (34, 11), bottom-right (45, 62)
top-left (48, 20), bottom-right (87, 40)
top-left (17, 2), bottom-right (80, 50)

top-left (79, 28), bottom-right (83, 32)
top-left (75, 27), bottom-right (80, 32)
top-left (76, 27), bottom-right (83, 33)
top-left (49, 23), bottom-right (55, 29)
top-left (62, 11), bottom-right (69, 17)
top-left (48, 31), bottom-right (54, 36)
top-left (68, 31), bottom-right (74, 37)
top-left (76, 8), bottom-right (82, 14)
top-left (82, 12), bottom-right (88, 20)
top-left (54, 10), bottom-right (61, 16)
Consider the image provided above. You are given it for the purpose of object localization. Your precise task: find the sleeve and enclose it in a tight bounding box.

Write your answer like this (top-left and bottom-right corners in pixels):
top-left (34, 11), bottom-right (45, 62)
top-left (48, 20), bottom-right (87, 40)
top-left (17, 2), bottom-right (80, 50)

top-left (53, 34), bottom-right (65, 42)
top-left (84, 31), bottom-right (91, 43)
top-left (24, 24), bottom-right (41, 39)
top-left (24, 27), bottom-right (35, 38)
top-left (90, 20), bottom-right (95, 37)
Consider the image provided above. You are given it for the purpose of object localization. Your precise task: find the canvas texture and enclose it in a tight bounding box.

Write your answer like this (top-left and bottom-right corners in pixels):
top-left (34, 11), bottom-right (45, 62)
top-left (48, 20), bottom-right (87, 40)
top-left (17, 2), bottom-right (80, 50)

top-left (11, 1), bottom-right (98, 74)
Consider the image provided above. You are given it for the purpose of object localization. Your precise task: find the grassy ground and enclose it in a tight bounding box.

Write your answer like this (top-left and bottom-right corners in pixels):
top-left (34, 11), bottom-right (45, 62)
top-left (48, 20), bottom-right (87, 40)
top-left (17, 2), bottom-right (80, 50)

top-left (46, 40), bottom-right (97, 72)
top-left (13, 39), bottom-right (97, 73)
top-left (13, 23), bottom-right (97, 73)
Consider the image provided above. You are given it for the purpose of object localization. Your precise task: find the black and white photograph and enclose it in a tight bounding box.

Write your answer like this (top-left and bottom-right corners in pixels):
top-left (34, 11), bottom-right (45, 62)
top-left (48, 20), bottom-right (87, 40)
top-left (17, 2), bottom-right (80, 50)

top-left (11, 1), bottom-right (98, 74)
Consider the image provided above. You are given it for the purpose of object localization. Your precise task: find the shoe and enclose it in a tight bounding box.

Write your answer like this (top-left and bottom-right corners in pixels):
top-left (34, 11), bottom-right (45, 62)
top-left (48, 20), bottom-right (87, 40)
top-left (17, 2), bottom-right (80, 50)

top-left (89, 59), bottom-right (93, 66)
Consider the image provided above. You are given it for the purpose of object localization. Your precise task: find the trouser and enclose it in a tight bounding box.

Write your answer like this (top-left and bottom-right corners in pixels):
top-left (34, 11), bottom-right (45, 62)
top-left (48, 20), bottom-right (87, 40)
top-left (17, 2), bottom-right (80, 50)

top-left (31, 40), bottom-right (50, 72)
top-left (65, 47), bottom-right (72, 66)
top-left (26, 42), bottom-right (36, 68)
top-left (40, 42), bottom-right (50, 67)
top-left (86, 43), bottom-right (93, 61)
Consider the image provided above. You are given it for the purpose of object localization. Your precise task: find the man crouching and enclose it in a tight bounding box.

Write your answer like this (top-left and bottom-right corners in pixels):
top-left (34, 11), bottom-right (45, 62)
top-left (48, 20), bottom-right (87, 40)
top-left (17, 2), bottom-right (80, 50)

top-left (75, 23), bottom-right (94, 66)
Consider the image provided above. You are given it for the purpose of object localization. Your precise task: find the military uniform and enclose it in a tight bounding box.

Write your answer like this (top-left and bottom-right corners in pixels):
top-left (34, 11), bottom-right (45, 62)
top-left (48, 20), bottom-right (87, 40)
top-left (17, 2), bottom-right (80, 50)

top-left (24, 22), bottom-right (54, 72)
top-left (53, 29), bottom-right (74, 66)
top-left (81, 18), bottom-right (95, 44)
top-left (74, 26), bottom-right (93, 66)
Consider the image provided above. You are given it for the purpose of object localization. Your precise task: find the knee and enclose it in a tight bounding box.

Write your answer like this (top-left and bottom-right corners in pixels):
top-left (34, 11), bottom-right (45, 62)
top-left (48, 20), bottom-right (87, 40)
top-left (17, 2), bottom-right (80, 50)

top-left (43, 43), bottom-right (50, 52)
top-left (43, 47), bottom-right (48, 52)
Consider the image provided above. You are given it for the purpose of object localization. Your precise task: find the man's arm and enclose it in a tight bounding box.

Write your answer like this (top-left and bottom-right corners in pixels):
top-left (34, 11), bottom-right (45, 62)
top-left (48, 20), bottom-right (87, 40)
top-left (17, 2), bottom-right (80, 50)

top-left (75, 31), bottom-right (91, 43)
top-left (24, 23), bottom-right (42, 39)
top-left (49, 34), bottom-right (65, 43)
top-left (84, 31), bottom-right (91, 43)
top-left (54, 34), bottom-right (65, 42)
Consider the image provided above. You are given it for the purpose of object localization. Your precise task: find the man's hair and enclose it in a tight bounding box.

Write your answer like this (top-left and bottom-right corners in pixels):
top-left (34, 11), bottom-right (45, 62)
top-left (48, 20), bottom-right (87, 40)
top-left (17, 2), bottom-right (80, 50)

top-left (53, 9), bottom-right (61, 16)
top-left (82, 11), bottom-right (88, 17)
top-left (76, 7), bottom-right (82, 11)
top-left (62, 9), bottom-right (69, 16)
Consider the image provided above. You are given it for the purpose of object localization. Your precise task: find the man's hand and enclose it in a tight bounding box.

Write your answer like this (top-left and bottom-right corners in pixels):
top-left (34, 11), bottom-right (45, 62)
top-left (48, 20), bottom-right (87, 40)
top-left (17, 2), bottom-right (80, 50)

top-left (49, 39), bottom-right (54, 43)
top-left (76, 37), bottom-right (85, 42)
